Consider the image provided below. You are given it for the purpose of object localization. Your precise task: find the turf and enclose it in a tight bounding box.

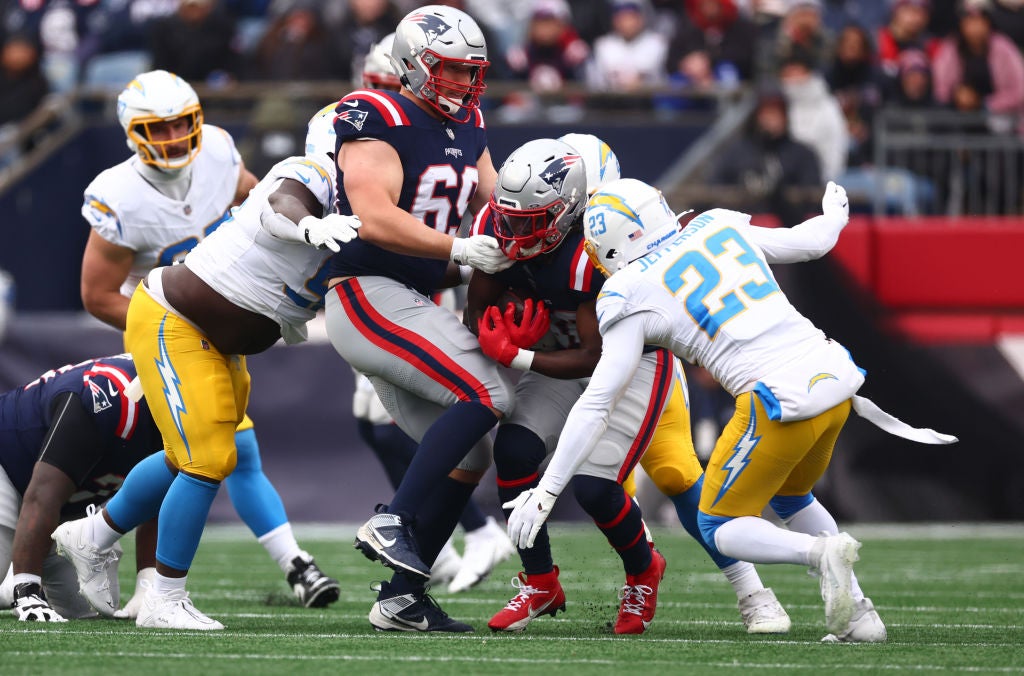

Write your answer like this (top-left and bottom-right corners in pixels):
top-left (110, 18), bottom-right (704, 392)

top-left (3, 523), bottom-right (1023, 675)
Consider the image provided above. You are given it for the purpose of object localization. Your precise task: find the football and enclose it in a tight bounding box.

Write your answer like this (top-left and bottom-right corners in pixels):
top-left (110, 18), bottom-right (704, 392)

top-left (495, 288), bottom-right (538, 325)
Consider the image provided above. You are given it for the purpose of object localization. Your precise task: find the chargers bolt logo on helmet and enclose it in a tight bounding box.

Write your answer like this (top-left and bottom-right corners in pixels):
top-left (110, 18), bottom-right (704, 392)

top-left (584, 179), bottom-right (682, 277)
top-left (117, 70), bottom-right (203, 172)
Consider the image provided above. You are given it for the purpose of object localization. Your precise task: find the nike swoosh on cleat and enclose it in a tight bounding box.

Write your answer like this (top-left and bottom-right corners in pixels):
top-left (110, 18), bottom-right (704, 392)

top-left (397, 614), bottom-right (429, 631)
top-left (374, 530), bottom-right (397, 548)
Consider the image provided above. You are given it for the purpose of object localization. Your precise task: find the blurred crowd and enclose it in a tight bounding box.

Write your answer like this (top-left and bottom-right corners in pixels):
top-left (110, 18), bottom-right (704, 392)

top-left (3, 0), bottom-right (1024, 212)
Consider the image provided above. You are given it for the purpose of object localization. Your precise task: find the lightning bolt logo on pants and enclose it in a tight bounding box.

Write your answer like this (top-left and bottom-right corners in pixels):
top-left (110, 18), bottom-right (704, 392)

top-left (712, 404), bottom-right (760, 507)
top-left (155, 314), bottom-right (190, 457)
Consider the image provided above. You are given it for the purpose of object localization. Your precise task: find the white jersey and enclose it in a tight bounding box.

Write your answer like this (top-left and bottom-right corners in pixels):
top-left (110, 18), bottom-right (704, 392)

top-left (595, 208), bottom-right (863, 420)
top-left (81, 124), bottom-right (242, 297)
top-left (184, 154), bottom-right (337, 345)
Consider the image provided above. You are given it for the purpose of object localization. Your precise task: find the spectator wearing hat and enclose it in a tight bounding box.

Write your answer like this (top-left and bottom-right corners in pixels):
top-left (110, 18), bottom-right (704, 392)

top-left (505, 0), bottom-right (590, 91)
top-left (708, 85), bottom-right (822, 223)
top-left (877, 0), bottom-right (940, 81)
top-left (666, 0), bottom-right (759, 86)
top-left (588, 0), bottom-right (668, 92)
top-left (889, 47), bottom-right (935, 106)
top-left (932, 0), bottom-right (1024, 133)
top-left (769, 0), bottom-right (835, 75)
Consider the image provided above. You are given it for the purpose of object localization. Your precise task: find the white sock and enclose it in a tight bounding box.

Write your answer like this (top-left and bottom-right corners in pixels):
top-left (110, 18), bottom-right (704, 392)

top-left (12, 572), bottom-right (41, 588)
top-left (90, 510), bottom-right (123, 551)
top-left (781, 498), bottom-right (838, 537)
top-left (720, 561), bottom-right (765, 599)
top-left (714, 516), bottom-right (817, 565)
top-left (257, 523), bottom-right (304, 573)
top-left (153, 571), bottom-right (187, 595)
top-left (782, 500), bottom-right (864, 600)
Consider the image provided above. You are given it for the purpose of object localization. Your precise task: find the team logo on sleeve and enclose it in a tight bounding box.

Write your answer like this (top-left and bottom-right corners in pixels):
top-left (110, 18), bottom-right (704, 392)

top-left (539, 155), bottom-right (581, 193)
top-left (337, 108), bottom-right (369, 131)
top-left (87, 379), bottom-right (113, 414)
top-left (407, 13), bottom-right (453, 44)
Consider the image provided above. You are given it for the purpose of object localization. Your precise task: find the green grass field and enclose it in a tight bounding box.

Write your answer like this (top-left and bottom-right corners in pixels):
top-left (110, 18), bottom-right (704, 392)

top-left (2, 523), bottom-right (1022, 675)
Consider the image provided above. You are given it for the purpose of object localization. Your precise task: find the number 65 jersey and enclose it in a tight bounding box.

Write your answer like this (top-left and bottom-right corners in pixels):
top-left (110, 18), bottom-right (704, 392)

top-left (326, 89), bottom-right (488, 297)
top-left (596, 208), bottom-right (864, 421)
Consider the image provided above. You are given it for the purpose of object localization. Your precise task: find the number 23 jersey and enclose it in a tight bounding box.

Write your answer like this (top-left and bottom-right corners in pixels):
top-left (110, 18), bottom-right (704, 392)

top-left (326, 89), bottom-right (488, 297)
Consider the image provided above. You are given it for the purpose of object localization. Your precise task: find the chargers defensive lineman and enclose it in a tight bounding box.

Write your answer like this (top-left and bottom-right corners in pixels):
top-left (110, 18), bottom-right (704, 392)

top-left (55, 103), bottom-right (359, 629)
top-left (70, 70), bottom-right (339, 618)
top-left (323, 6), bottom-right (513, 632)
top-left (469, 137), bottom-right (787, 634)
top-left (507, 178), bottom-right (957, 641)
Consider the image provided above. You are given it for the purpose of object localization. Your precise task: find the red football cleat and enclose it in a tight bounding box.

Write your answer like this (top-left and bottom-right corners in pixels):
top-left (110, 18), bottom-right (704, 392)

top-left (614, 549), bottom-right (667, 635)
top-left (488, 567), bottom-right (566, 632)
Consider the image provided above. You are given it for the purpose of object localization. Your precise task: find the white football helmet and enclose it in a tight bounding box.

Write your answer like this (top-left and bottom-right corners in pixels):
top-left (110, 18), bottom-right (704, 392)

top-left (363, 33), bottom-right (401, 91)
top-left (390, 5), bottom-right (489, 122)
top-left (558, 133), bottom-right (621, 195)
top-left (490, 138), bottom-right (587, 260)
top-left (116, 70), bottom-right (203, 171)
top-left (305, 102), bottom-right (338, 160)
top-left (583, 178), bottom-right (681, 277)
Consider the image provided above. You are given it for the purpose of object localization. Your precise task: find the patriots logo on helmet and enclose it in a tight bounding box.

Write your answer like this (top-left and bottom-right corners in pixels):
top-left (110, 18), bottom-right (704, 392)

top-left (407, 13), bottom-right (453, 45)
top-left (337, 109), bottom-right (369, 131)
top-left (539, 155), bottom-right (581, 193)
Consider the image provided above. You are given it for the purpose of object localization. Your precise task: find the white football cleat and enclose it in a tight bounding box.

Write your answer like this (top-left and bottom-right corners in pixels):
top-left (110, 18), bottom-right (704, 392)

top-left (429, 538), bottom-right (463, 588)
top-left (448, 517), bottom-right (515, 593)
top-left (113, 567), bottom-right (157, 620)
top-left (0, 563), bottom-right (14, 609)
top-left (135, 580), bottom-right (224, 630)
top-left (822, 596), bottom-right (887, 643)
top-left (810, 532), bottom-right (861, 635)
top-left (738, 587), bottom-right (791, 634)
top-left (51, 505), bottom-right (122, 616)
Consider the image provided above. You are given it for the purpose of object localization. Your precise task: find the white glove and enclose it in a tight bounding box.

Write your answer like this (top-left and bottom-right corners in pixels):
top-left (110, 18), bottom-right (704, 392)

top-left (112, 567), bottom-right (156, 620)
top-left (12, 583), bottom-right (67, 622)
top-left (821, 181), bottom-right (849, 227)
top-left (450, 235), bottom-right (514, 274)
top-left (298, 213), bottom-right (361, 252)
top-left (503, 488), bottom-right (558, 550)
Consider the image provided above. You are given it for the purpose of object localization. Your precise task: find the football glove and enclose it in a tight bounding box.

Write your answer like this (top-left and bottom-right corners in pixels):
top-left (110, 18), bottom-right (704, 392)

top-left (12, 583), bottom-right (66, 622)
top-left (450, 235), bottom-right (514, 274)
top-left (503, 488), bottom-right (558, 550)
top-left (298, 214), bottom-right (361, 252)
top-left (821, 181), bottom-right (849, 228)
top-left (504, 298), bottom-right (550, 349)
top-left (477, 306), bottom-right (520, 367)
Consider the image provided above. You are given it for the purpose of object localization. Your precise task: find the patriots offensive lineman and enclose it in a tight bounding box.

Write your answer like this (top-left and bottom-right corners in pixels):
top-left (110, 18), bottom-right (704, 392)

top-left (323, 5), bottom-right (514, 632)
top-left (54, 104), bottom-right (359, 629)
top-left (69, 70), bottom-right (339, 618)
top-left (350, 34), bottom-right (515, 595)
top-left (468, 136), bottom-right (790, 634)
top-left (0, 355), bottom-right (162, 622)
top-left (507, 178), bottom-right (956, 640)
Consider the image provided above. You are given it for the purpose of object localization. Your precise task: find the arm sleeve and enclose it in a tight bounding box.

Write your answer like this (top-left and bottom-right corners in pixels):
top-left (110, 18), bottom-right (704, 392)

top-left (37, 392), bottom-right (104, 488)
top-left (537, 315), bottom-right (647, 496)
top-left (741, 214), bottom-right (845, 264)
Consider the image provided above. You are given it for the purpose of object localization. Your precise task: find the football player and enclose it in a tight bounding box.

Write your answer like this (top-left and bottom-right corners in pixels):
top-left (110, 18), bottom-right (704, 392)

top-left (72, 70), bottom-right (340, 619)
top-left (468, 135), bottom-right (789, 634)
top-left (354, 31), bottom-right (515, 595)
top-left (323, 4), bottom-right (513, 632)
top-left (0, 354), bottom-right (162, 622)
top-left (507, 178), bottom-right (956, 641)
top-left (54, 103), bottom-right (359, 629)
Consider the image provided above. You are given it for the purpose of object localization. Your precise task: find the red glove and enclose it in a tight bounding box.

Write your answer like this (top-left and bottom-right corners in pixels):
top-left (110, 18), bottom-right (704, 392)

top-left (477, 306), bottom-right (520, 367)
top-left (503, 298), bottom-right (550, 349)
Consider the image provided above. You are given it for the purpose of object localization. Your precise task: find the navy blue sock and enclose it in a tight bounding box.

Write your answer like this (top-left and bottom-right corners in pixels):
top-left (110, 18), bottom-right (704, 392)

top-left (389, 477), bottom-right (477, 596)
top-left (495, 424), bottom-right (552, 575)
top-left (669, 475), bottom-right (739, 569)
top-left (389, 401), bottom-right (496, 516)
top-left (458, 498), bottom-right (488, 533)
top-left (360, 421), bottom-right (417, 491)
top-left (572, 475), bottom-right (651, 576)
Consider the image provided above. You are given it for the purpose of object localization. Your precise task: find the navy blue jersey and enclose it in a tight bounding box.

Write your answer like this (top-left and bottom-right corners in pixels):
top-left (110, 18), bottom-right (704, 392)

top-left (474, 205), bottom-right (603, 350)
top-left (0, 354), bottom-right (162, 518)
top-left (327, 89), bottom-right (488, 296)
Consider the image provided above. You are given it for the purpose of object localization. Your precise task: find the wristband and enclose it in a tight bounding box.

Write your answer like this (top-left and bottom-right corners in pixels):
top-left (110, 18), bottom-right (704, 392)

top-left (297, 215), bottom-right (319, 244)
top-left (510, 349), bottom-right (535, 371)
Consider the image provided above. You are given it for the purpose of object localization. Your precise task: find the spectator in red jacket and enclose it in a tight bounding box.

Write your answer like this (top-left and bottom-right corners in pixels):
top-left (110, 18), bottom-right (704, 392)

top-left (877, 0), bottom-right (940, 81)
